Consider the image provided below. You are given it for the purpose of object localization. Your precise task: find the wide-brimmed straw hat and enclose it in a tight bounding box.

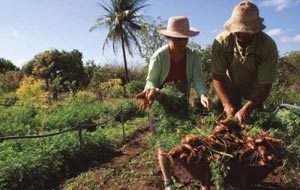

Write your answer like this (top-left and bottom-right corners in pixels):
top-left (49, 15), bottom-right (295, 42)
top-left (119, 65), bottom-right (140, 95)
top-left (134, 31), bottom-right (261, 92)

top-left (157, 16), bottom-right (199, 38)
top-left (224, 1), bottom-right (266, 33)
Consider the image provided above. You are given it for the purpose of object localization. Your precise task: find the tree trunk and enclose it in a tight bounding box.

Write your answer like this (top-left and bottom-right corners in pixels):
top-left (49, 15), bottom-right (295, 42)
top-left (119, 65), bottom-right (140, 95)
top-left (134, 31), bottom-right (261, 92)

top-left (121, 35), bottom-right (129, 84)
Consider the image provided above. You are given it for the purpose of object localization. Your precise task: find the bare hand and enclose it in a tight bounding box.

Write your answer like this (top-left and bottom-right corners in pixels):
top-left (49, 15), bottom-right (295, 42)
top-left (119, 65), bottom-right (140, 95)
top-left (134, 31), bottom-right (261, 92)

top-left (235, 107), bottom-right (250, 124)
top-left (223, 104), bottom-right (235, 118)
top-left (200, 94), bottom-right (212, 109)
top-left (135, 88), bottom-right (160, 111)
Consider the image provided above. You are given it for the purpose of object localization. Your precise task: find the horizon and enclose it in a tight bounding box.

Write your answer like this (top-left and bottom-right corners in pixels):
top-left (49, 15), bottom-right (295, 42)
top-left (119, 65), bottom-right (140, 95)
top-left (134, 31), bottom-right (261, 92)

top-left (1, 0), bottom-right (300, 68)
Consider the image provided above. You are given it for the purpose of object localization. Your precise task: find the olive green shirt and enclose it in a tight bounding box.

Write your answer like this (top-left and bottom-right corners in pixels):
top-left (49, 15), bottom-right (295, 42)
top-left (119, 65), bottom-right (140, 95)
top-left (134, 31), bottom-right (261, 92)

top-left (211, 31), bottom-right (278, 98)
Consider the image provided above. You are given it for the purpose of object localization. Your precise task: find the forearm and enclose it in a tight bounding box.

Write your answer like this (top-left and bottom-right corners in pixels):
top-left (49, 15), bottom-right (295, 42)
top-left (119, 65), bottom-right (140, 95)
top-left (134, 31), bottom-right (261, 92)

top-left (212, 74), bottom-right (233, 107)
top-left (242, 84), bottom-right (272, 112)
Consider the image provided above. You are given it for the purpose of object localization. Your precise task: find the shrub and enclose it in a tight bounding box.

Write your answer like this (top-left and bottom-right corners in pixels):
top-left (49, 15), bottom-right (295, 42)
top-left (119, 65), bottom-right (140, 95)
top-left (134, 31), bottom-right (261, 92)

top-left (124, 80), bottom-right (145, 96)
top-left (99, 79), bottom-right (124, 98)
top-left (73, 90), bottom-right (97, 103)
top-left (16, 76), bottom-right (49, 104)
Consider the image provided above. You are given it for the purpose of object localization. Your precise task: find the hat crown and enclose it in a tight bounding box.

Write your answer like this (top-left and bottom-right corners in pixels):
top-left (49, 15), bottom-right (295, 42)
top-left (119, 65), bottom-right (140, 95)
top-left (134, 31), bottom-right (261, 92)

top-left (166, 16), bottom-right (190, 34)
top-left (231, 1), bottom-right (260, 22)
top-left (157, 16), bottom-right (199, 38)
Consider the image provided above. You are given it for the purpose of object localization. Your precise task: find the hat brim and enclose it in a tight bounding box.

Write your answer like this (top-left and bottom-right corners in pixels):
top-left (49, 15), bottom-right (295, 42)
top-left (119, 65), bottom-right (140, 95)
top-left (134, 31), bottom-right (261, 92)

top-left (224, 17), bottom-right (266, 33)
top-left (157, 27), bottom-right (199, 38)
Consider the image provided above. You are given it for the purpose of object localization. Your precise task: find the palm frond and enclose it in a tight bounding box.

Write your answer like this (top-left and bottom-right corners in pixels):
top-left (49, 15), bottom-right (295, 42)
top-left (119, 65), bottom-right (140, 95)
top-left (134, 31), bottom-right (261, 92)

top-left (124, 25), bottom-right (142, 53)
top-left (98, 1), bottom-right (113, 15)
top-left (90, 16), bottom-right (111, 32)
top-left (128, 4), bottom-right (149, 17)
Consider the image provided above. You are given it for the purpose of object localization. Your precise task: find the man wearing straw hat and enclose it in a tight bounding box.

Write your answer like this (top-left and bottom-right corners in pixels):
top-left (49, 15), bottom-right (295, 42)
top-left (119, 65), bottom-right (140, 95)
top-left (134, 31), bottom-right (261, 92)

top-left (211, 0), bottom-right (278, 124)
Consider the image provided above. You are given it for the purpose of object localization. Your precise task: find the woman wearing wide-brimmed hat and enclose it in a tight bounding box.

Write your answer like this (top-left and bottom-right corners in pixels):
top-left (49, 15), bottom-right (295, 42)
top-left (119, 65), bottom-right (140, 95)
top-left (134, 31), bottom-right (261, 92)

top-left (211, 1), bottom-right (278, 126)
top-left (135, 16), bottom-right (211, 190)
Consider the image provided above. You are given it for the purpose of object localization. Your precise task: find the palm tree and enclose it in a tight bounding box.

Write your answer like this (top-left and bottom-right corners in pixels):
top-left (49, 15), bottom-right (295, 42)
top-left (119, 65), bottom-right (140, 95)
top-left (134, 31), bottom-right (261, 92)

top-left (90, 0), bottom-right (148, 83)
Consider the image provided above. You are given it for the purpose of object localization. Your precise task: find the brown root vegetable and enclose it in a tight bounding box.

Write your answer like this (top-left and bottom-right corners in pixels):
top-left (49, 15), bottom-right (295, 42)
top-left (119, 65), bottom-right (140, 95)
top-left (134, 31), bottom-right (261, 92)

top-left (258, 159), bottom-right (266, 166)
top-left (267, 155), bottom-right (274, 161)
top-left (255, 138), bottom-right (263, 144)
top-left (246, 141), bottom-right (255, 150)
top-left (180, 153), bottom-right (189, 160)
top-left (257, 146), bottom-right (267, 159)
top-left (181, 144), bottom-right (196, 155)
top-left (167, 122), bottom-right (286, 185)
top-left (182, 134), bottom-right (201, 144)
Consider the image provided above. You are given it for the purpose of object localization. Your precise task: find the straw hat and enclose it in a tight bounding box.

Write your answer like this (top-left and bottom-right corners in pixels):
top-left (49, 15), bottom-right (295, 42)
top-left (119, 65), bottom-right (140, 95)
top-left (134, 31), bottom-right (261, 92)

top-left (224, 1), bottom-right (266, 33)
top-left (157, 16), bottom-right (199, 38)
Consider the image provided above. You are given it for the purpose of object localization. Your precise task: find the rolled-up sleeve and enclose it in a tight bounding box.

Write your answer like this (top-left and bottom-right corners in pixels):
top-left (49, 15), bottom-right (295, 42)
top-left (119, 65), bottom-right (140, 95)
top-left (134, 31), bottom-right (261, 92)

top-left (211, 39), bottom-right (227, 76)
top-left (144, 55), bottom-right (161, 90)
top-left (258, 40), bottom-right (278, 84)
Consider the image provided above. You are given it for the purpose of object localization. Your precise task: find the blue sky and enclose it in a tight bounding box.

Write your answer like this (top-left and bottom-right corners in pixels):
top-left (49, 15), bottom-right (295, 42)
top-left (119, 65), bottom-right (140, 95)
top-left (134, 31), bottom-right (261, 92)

top-left (0, 0), bottom-right (300, 68)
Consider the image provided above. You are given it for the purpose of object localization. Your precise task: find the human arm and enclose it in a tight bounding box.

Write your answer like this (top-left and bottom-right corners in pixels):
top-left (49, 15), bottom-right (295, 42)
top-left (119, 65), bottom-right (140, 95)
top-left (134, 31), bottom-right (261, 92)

top-left (135, 88), bottom-right (161, 110)
top-left (191, 53), bottom-right (212, 109)
top-left (213, 73), bottom-right (235, 117)
top-left (236, 36), bottom-right (278, 123)
top-left (211, 38), bottom-right (235, 117)
top-left (136, 55), bottom-right (162, 110)
top-left (235, 84), bottom-right (272, 124)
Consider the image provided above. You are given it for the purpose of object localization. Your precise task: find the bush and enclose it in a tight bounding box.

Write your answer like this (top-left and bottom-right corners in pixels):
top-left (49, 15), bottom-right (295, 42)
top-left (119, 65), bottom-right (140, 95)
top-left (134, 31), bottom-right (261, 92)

top-left (0, 71), bottom-right (23, 93)
top-left (73, 90), bottom-right (97, 103)
top-left (16, 76), bottom-right (49, 104)
top-left (0, 100), bottom-right (144, 190)
top-left (125, 80), bottom-right (145, 96)
top-left (99, 79), bottom-right (125, 98)
top-left (0, 132), bottom-right (112, 190)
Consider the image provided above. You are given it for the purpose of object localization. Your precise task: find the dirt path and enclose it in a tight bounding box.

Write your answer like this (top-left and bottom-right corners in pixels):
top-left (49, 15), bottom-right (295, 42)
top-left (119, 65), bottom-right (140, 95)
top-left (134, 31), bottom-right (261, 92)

top-left (62, 126), bottom-right (165, 190)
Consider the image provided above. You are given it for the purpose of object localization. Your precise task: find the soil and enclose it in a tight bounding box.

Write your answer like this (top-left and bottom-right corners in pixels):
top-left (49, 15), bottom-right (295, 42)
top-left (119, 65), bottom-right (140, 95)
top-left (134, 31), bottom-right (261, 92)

top-left (62, 126), bottom-right (291, 190)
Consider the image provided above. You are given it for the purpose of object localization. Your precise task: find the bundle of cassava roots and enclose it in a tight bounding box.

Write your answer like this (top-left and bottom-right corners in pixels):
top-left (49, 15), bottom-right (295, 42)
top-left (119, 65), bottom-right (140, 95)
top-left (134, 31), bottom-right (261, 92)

top-left (168, 120), bottom-right (286, 178)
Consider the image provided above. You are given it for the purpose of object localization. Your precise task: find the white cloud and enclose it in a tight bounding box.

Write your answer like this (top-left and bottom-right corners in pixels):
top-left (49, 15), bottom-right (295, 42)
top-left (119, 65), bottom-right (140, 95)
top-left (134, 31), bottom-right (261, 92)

top-left (280, 34), bottom-right (300, 43)
top-left (260, 0), bottom-right (300, 11)
top-left (266, 28), bottom-right (284, 37)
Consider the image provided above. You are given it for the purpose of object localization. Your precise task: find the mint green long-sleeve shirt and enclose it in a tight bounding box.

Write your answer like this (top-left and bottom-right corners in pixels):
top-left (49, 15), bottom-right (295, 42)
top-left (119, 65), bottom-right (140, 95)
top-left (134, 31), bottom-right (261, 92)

top-left (144, 45), bottom-right (207, 95)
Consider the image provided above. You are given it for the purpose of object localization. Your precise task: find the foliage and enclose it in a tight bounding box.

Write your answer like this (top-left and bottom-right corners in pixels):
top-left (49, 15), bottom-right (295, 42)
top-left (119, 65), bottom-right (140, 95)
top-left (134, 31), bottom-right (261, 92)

top-left (26, 49), bottom-right (85, 92)
top-left (285, 50), bottom-right (300, 66)
top-left (0, 92), bottom-right (17, 106)
top-left (99, 78), bottom-right (125, 98)
top-left (0, 105), bottom-right (41, 136)
top-left (0, 131), bottom-right (112, 190)
top-left (0, 71), bottom-right (23, 93)
top-left (16, 76), bottom-right (49, 103)
top-left (0, 99), bottom-right (144, 190)
top-left (152, 83), bottom-right (190, 119)
top-left (198, 45), bottom-right (213, 88)
top-left (210, 160), bottom-right (228, 190)
top-left (90, 0), bottom-right (148, 83)
top-left (268, 109), bottom-right (300, 168)
top-left (124, 80), bottom-right (145, 96)
top-left (136, 17), bottom-right (167, 63)
top-left (0, 58), bottom-right (18, 73)
top-left (72, 90), bottom-right (98, 103)
top-left (21, 60), bottom-right (34, 75)
top-left (81, 60), bottom-right (98, 88)
top-left (148, 83), bottom-right (196, 151)
top-left (265, 51), bottom-right (300, 110)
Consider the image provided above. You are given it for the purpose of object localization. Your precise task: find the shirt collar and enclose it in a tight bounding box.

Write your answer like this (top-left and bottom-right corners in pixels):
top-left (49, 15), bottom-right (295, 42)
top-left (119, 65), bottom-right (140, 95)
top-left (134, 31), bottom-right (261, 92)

top-left (234, 33), bottom-right (257, 56)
